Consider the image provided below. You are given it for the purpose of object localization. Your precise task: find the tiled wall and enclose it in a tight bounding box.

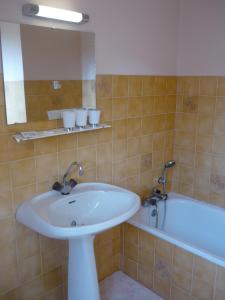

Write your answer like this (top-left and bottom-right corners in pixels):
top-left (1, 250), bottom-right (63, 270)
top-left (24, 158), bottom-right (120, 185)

top-left (122, 223), bottom-right (225, 300)
top-left (96, 75), bottom-right (176, 196)
top-left (173, 77), bottom-right (225, 208)
top-left (0, 74), bottom-right (176, 299)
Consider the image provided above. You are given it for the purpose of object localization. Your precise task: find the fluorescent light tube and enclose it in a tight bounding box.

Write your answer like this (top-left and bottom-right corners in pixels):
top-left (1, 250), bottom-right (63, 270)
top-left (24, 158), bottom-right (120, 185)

top-left (22, 4), bottom-right (89, 24)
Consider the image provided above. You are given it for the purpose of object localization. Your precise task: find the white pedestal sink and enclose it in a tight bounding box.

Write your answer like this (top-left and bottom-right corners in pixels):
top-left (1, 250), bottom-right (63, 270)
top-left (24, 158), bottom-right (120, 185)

top-left (16, 183), bottom-right (140, 300)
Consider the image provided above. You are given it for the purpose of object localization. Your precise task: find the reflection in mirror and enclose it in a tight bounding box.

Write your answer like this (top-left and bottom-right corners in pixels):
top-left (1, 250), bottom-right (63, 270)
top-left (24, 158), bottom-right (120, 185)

top-left (0, 22), bottom-right (96, 125)
top-left (0, 22), bottom-right (27, 124)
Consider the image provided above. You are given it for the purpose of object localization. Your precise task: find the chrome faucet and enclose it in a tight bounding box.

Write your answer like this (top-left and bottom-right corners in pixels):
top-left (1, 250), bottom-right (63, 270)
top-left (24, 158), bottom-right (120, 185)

top-left (142, 161), bottom-right (175, 228)
top-left (142, 160), bottom-right (175, 207)
top-left (52, 161), bottom-right (84, 195)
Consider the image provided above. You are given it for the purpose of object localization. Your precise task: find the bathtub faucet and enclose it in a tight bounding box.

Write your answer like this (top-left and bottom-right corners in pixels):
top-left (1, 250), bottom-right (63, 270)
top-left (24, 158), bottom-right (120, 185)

top-left (142, 188), bottom-right (167, 207)
top-left (158, 160), bottom-right (176, 194)
top-left (142, 188), bottom-right (167, 228)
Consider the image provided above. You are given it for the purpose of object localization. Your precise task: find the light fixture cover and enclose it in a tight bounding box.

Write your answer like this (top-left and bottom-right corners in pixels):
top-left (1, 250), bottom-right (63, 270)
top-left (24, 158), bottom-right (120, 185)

top-left (22, 3), bottom-right (89, 24)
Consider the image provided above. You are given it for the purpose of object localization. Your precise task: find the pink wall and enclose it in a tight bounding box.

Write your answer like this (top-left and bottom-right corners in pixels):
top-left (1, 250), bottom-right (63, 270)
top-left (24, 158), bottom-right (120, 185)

top-left (177, 0), bottom-right (225, 76)
top-left (0, 0), bottom-right (180, 75)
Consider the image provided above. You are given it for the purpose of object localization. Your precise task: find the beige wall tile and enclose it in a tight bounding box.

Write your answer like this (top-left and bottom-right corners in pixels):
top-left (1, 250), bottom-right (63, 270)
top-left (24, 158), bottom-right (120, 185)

top-left (193, 256), bottom-right (216, 284)
top-left (123, 257), bottom-right (138, 280)
top-left (112, 98), bottom-right (127, 120)
top-left (175, 131), bottom-right (196, 150)
top-left (127, 137), bottom-right (141, 157)
top-left (96, 75), bottom-right (112, 98)
top-left (172, 264), bottom-right (192, 292)
top-left (34, 137), bottom-right (57, 155)
top-left (0, 262), bottom-right (19, 294)
top-left (97, 142), bottom-right (112, 164)
top-left (8, 139), bottom-right (34, 161)
top-left (96, 98), bottom-right (112, 122)
top-left (127, 117), bottom-right (141, 137)
top-left (142, 77), bottom-right (154, 96)
top-left (112, 119), bottom-right (127, 140)
top-left (127, 98), bottom-right (142, 117)
top-left (215, 266), bottom-right (225, 292)
top-left (138, 265), bottom-right (153, 289)
top-left (215, 97), bottom-right (225, 116)
top-left (17, 232), bottom-right (40, 261)
top-left (217, 78), bottom-right (225, 96)
top-left (138, 246), bottom-right (154, 270)
top-left (128, 76), bottom-right (142, 97)
top-left (142, 96), bottom-right (155, 116)
top-left (198, 96), bottom-right (216, 113)
top-left (113, 139), bottom-right (127, 162)
top-left (0, 287), bottom-right (22, 300)
top-left (171, 286), bottom-right (190, 300)
top-left (176, 113), bottom-right (197, 132)
top-left (182, 77), bottom-right (199, 97)
top-left (155, 239), bottom-right (173, 262)
top-left (200, 77), bottom-right (217, 96)
top-left (36, 153), bottom-right (58, 183)
top-left (214, 288), bottom-right (225, 300)
top-left (0, 163), bottom-right (11, 192)
top-left (42, 248), bottom-right (61, 273)
top-left (173, 246), bottom-right (193, 272)
top-left (154, 77), bottom-right (167, 96)
top-left (140, 134), bottom-right (153, 154)
top-left (36, 286), bottom-right (64, 300)
top-left (192, 276), bottom-right (214, 300)
top-left (11, 158), bottom-right (36, 187)
top-left (124, 241), bottom-right (138, 262)
top-left (183, 96), bottom-right (198, 113)
top-left (139, 229), bottom-right (155, 250)
top-left (58, 134), bottom-right (77, 151)
top-left (0, 217), bottom-right (15, 246)
top-left (112, 76), bottom-right (129, 97)
top-left (19, 255), bottom-right (42, 283)
top-left (77, 131), bottom-right (97, 148)
top-left (196, 134), bottom-right (213, 153)
top-left (141, 153), bottom-right (152, 172)
top-left (0, 190), bottom-right (12, 217)
top-left (166, 77), bottom-right (177, 95)
top-left (153, 273), bottom-right (171, 300)
top-left (124, 223), bottom-right (139, 245)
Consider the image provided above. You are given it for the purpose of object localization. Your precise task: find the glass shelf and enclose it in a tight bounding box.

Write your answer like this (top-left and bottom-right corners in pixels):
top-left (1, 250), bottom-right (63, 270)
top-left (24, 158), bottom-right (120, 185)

top-left (13, 124), bottom-right (111, 143)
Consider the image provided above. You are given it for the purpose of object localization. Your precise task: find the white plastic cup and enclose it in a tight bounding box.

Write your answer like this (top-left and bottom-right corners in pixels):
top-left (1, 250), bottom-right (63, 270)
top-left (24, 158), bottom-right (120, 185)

top-left (88, 109), bottom-right (101, 126)
top-left (76, 108), bottom-right (88, 128)
top-left (62, 110), bottom-right (76, 129)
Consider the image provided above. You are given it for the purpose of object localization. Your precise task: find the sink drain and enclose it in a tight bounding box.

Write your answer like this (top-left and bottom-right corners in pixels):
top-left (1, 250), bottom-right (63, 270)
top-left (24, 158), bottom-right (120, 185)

top-left (71, 220), bottom-right (77, 227)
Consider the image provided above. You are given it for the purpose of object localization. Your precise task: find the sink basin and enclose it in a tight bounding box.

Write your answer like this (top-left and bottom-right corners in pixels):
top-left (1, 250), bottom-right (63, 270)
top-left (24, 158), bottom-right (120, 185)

top-left (16, 182), bottom-right (140, 239)
top-left (16, 182), bottom-right (140, 300)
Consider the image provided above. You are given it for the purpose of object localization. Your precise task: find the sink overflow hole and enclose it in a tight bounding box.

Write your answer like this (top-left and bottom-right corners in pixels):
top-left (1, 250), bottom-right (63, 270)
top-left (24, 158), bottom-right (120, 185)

top-left (68, 200), bottom-right (76, 204)
top-left (71, 220), bottom-right (77, 227)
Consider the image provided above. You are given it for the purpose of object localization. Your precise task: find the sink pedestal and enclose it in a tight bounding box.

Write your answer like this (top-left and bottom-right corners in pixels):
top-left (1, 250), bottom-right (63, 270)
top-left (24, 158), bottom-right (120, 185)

top-left (68, 236), bottom-right (100, 300)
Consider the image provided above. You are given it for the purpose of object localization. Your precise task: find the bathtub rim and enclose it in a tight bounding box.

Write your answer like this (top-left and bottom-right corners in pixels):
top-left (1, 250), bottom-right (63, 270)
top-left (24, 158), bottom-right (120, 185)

top-left (128, 192), bottom-right (225, 268)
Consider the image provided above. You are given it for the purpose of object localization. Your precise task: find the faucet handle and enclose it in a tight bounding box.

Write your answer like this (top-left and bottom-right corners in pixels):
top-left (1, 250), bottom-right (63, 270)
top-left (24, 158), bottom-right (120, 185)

top-left (151, 187), bottom-right (161, 196)
top-left (52, 181), bottom-right (63, 192)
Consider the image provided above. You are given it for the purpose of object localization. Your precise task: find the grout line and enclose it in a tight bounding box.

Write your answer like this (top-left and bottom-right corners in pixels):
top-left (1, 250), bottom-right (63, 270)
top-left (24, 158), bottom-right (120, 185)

top-left (212, 265), bottom-right (218, 300)
top-left (190, 255), bottom-right (195, 299)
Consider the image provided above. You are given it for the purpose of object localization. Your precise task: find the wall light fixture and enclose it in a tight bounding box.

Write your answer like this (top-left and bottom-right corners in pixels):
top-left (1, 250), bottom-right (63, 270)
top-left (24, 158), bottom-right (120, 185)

top-left (22, 3), bottom-right (89, 24)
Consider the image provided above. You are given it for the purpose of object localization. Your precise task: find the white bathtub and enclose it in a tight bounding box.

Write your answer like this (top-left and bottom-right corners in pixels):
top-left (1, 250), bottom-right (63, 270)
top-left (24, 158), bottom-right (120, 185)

top-left (128, 192), bottom-right (225, 268)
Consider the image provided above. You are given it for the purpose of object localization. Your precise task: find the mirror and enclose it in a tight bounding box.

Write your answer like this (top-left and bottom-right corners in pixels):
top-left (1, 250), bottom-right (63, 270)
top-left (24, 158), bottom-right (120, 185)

top-left (0, 22), bottom-right (96, 125)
